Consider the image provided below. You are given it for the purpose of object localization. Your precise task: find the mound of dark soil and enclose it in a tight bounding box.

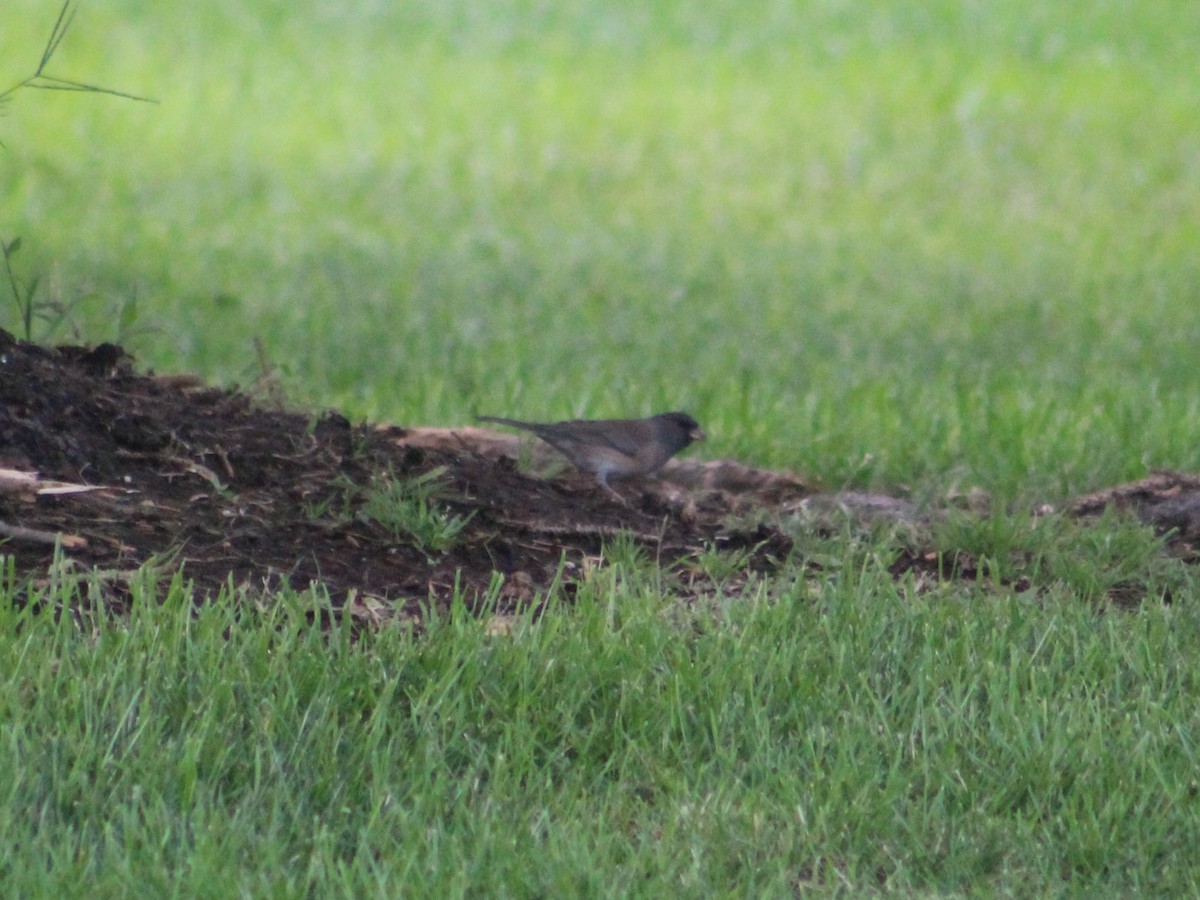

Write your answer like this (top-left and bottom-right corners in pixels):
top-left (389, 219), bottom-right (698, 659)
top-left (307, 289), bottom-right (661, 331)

top-left (0, 331), bottom-right (806, 621)
top-left (3, 329), bottom-right (1198, 621)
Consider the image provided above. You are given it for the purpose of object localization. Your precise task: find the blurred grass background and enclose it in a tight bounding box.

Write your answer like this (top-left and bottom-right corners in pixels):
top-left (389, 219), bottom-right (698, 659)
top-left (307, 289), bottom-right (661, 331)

top-left (2, 0), bottom-right (1198, 496)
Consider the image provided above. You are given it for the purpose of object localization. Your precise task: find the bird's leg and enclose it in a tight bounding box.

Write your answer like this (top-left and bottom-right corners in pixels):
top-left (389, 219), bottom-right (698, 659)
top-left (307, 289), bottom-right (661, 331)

top-left (596, 473), bottom-right (628, 505)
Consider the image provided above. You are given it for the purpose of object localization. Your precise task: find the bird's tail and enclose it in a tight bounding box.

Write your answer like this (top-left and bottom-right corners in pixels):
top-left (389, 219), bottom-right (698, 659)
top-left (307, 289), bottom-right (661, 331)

top-left (477, 415), bottom-right (534, 430)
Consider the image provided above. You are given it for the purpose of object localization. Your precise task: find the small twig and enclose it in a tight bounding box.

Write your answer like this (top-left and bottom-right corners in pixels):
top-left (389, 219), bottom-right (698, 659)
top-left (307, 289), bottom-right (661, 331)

top-left (38, 0), bottom-right (77, 74)
top-left (0, 466), bottom-right (109, 497)
top-left (213, 445), bottom-right (237, 480)
top-left (1, 238), bottom-right (31, 338)
top-left (162, 456), bottom-right (226, 491)
top-left (0, 1), bottom-right (156, 110)
top-left (251, 336), bottom-right (288, 409)
top-left (0, 519), bottom-right (87, 548)
top-left (26, 74), bottom-right (155, 104)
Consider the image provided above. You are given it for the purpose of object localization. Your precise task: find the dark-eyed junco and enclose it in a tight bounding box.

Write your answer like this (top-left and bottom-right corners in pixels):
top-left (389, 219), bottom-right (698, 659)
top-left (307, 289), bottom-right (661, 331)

top-left (477, 411), bottom-right (705, 495)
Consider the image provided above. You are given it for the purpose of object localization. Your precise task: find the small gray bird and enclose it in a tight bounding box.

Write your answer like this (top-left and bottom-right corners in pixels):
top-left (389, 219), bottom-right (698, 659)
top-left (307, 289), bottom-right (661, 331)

top-left (478, 411), bottom-right (705, 495)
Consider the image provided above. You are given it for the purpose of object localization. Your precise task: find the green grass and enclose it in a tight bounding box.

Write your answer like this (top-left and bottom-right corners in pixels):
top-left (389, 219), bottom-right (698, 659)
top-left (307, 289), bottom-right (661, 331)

top-left (357, 466), bottom-right (476, 553)
top-left (4, 1), bottom-right (1200, 893)
top-left (3, 552), bottom-right (1200, 896)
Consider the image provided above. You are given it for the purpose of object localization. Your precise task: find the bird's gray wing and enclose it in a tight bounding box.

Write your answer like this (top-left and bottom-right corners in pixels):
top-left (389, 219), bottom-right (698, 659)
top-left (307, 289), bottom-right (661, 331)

top-left (562, 420), bottom-right (646, 457)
